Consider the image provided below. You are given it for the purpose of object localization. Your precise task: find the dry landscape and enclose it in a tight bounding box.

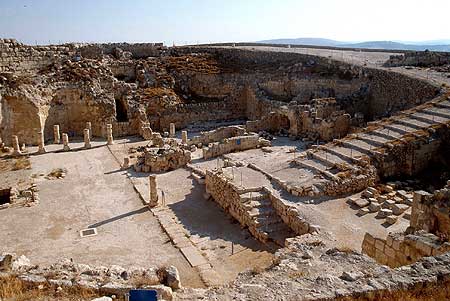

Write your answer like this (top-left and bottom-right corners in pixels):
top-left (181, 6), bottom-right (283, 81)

top-left (1, 40), bottom-right (450, 300)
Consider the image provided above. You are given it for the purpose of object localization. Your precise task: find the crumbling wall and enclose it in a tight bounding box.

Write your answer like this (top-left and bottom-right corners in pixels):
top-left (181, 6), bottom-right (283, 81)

top-left (410, 187), bottom-right (450, 236)
top-left (189, 125), bottom-right (246, 146)
top-left (384, 51), bottom-right (450, 67)
top-left (202, 135), bottom-right (269, 159)
top-left (0, 39), bottom-right (74, 73)
top-left (79, 42), bottom-right (165, 59)
top-left (362, 231), bottom-right (450, 268)
top-left (375, 124), bottom-right (450, 178)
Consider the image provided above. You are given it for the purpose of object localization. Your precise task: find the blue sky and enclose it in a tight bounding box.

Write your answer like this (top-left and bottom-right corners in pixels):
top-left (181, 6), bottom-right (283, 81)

top-left (1, 0), bottom-right (449, 45)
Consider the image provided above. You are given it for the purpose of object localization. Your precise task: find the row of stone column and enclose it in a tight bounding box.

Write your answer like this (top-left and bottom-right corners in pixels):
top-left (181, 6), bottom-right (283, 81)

top-left (10, 122), bottom-right (114, 155)
top-left (169, 122), bottom-right (188, 144)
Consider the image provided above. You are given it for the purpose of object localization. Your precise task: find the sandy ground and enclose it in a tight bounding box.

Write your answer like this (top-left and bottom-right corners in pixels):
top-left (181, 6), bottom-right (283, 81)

top-left (108, 139), bottom-right (276, 284)
top-left (225, 45), bottom-right (450, 87)
top-left (0, 140), bottom-right (203, 287)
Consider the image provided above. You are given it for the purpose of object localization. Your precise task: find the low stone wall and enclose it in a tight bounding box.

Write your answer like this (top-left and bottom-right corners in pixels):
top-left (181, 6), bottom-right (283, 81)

top-left (154, 100), bottom-right (246, 131)
top-left (134, 146), bottom-right (191, 173)
top-left (205, 169), bottom-right (310, 242)
top-left (205, 169), bottom-right (270, 242)
top-left (202, 135), bottom-right (270, 159)
top-left (374, 125), bottom-right (450, 178)
top-left (189, 125), bottom-right (246, 146)
top-left (362, 231), bottom-right (450, 268)
top-left (265, 188), bottom-right (310, 235)
top-left (411, 187), bottom-right (450, 236)
top-left (384, 51), bottom-right (450, 67)
top-left (0, 254), bottom-right (180, 300)
top-left (78, 42), bottom-right (165, 59)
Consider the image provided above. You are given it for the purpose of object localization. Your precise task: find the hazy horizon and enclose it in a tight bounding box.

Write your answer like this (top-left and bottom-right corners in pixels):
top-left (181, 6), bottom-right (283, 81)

top-left (1, 0), bottom-right (449, 46)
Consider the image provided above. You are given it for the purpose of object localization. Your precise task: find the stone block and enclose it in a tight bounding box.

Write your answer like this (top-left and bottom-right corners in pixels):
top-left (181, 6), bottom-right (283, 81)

top-left (368, 202), bottom-right (381, 213)
top-left (377, 208), bottom-right (393, 218)
top-left (386, 215), bottom-right (398, 225)
top-left (354, 198), bottom-right (370, 208)
top-left (392, 203), bottom-right (409, 215)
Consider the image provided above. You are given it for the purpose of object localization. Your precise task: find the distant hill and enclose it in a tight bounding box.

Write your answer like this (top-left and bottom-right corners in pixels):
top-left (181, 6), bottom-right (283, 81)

top-left (257, 38), bottom-right (450, 52)
top-left (258, 38), bottom-right (345, 47)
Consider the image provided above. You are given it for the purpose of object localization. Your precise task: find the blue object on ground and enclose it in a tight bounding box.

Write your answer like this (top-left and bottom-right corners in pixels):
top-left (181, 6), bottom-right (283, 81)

top-left (128, 289), bottom-right (158, 301)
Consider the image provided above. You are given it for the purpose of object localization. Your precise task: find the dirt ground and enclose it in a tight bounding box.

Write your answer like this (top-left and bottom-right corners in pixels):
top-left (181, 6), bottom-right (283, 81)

top-left (0, 140), bottom-right (203, 287)
top-left (108, 139), bottom-right (277, 285)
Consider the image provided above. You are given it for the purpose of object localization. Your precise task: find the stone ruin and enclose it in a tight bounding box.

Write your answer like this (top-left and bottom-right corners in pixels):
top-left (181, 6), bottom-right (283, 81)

top-left (2, 38), bottom-right (450, 300)
top-left (133, 144), bottom-right (191, 173)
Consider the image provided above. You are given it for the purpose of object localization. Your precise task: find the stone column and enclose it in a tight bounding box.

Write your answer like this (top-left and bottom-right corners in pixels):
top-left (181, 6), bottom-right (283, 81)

top-left (37, 130), bottom-right (46, 154)
top-left (149, 175), bottom-right (158, 207)
top-left (86, 122), bottom-right (92, 139)
top-left (122, 157), bottom-right (130, 169)
top-left (11, 135), bottom-right (21, 155)
top-left (84, 129), bottom-right (91, 149)
top-left (169, 123), bottom-right (175, 138)
top-left (181, 130), bottom-right (188, 144)
top-left (53, 125), bottom-right (60, 144)
top-left (62, 133), bottom-right (70, 151)
top-left (106, 124), bottom-right (114, 145)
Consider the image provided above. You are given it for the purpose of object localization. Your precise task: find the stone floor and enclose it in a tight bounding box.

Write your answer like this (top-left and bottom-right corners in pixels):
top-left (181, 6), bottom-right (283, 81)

top-left (0, 140), bottom-right (203, 287)
top-left (108, 139), bottom-right (277, 286)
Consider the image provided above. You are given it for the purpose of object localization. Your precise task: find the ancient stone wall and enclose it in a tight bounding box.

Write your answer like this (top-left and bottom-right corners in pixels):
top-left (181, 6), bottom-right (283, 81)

top-left (78, 42), bottom-right (165, 59)
top-left (374, 123), bottom-right (450, 178)
top-left (362, 231), bottom-right (450, 268)
top-left (189, 125), bottom-right (246, 146)
top-left (410, 186), bottom-right (450, 236)
top-left (134, 145), bottom-right (191, 173)
top-left (384, 51), bottom-right (450, 67)
top-left (202, 135), bottom-right (269, 159)
top-left (0, 39), bottom-right (74, 73)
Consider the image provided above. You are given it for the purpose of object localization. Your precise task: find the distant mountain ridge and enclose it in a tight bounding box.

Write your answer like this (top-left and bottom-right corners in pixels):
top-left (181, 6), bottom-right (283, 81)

top-left (257, 38), bottom-right (450, 52)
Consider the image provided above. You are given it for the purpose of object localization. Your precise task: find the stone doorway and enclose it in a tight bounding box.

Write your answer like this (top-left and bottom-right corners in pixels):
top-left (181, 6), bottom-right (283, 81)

top-left (115, 98), bottom-right (129, 122)
top-left (0, 188), bottom-right (11, 205)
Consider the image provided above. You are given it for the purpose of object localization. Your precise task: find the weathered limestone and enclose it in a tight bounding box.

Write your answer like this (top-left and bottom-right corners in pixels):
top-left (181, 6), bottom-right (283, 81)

top-left (86, 122), bottom-right (92, 139)
top-left (122, 157), bottom-right (130, 169)
top-left (62, 133), bottom-right (70, 151)
top-left (169, 123), bottom-right (175, 138)
top-left (134, 145), bottom-right (191, 173)
top-left (149, 175), bottom-right (158, 207)
top-left (181, 130), bottom-right (188, 144)
top-left (37, 129), bottom-right (46, 154)
top-left (106, 124), bottom-right (114, 145)
top-left (11, 135), bottom-right (21, 155)
top-left (84, 129), bottom-right (91, 149)
top-left (53, 125), bottom-right (60, 144)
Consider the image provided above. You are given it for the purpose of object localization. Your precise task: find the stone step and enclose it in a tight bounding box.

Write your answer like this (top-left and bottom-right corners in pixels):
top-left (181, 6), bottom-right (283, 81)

top-left (371, 128), bottom-right (403, 140)
top-left (310, 151), bottom-right (347, 167)
top-left (330, 145), bottom-right (366, 160)
top-left (248, 206), bottom-right (277, 218)
top-left (341, 140), bottom-right (375, 156)
top-left (243, 198), bottom-right (272, 208)
top-left (294, 158), bottom-right (339, 180)
top-left (191, 172), bottom-right (205, 185)
top-left (421, 108), bottom-right (450, 119)
top-left (409, 112), bottom-right (449, 125)
top-left (254, 215), bottom-right (283, 227)
top-left (394, 118), bottom-right (431, 130)
top-left (261, 221), bottom-right (290, 233)
top-left (434, 101), bottom-right (450, 110)
top-left (319, 147), bottom-right (356, 164)
top-left (382, 124), bottom-right (413, 135)
top-left (240, 191), bottom-right (268, 202)
top-left (357, 134), bottom-right (386, 147)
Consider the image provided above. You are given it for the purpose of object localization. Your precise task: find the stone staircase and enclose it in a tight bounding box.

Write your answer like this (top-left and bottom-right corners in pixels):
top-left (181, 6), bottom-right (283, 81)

top-left (284, 97), bottom-right (450, 197)
top-left (239, 190), bottom-right (294, 246)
